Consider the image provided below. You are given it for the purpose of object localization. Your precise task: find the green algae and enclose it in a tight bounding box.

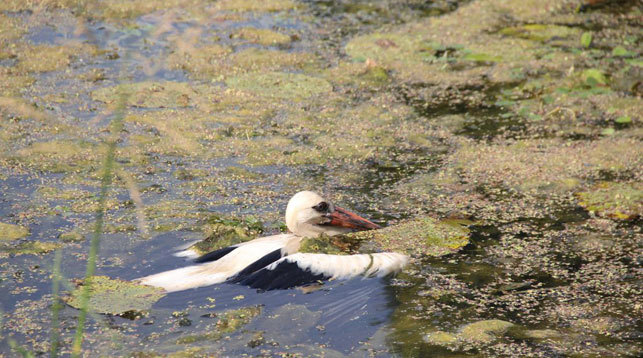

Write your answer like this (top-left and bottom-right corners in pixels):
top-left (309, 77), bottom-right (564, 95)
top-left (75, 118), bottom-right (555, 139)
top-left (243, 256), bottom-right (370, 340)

top-left (59, 230), bottom-right (84, 243)
top-left (168, 46), bottom-right (316, 80)
top-left (176, 305), bottom-right (262, 344)
top-left (166, 44), bottom-right (231, 79)
top-left (576, 182), bottom-right (642, 220)
top-left (0, 13), bottom-right (26, 44)
top-left (424, 331), bottom-right (458, 345)
top-left (15, 140), bottom-right (100, 173)
top-left (350, 217), bottom-right (470, 256)
top-left (65, 276), bottom-right (166, 315)
top-left (37, 186), bottom-right (92, 201)
top-left (215, 0), bottom-right (297, 12)
top-left (0, 222), bottom-right (29, 241)
top-left (124, 110), bottom-right (208, 156)
top-left (225, 72), bottom-right (332, 99)
top-left (0, 69), bottom-right (34, 97)
top-left (10, 43), bottom-right (97, 73)
top-left (458, 319), bottom-right (515, 343)
top-left (233, 27), bottom-right (291, 46)
top-left (1, 241), bottom-right (60, 256)
top-left (190, 215), bottom-right (264, 255)
top-left (299, 235), bottom-right (353, 255)
top-left (498, 24), bottom-right (580, 43)
top-left (92, 81), bottom-right (197, 108)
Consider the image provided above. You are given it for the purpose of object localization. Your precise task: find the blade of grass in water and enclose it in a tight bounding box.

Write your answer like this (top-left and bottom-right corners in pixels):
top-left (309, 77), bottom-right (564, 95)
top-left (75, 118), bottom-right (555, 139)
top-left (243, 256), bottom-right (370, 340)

top-left (71, 89), bottom-right (129, 357)
top-left (49, 249), bottom-right (63, 358)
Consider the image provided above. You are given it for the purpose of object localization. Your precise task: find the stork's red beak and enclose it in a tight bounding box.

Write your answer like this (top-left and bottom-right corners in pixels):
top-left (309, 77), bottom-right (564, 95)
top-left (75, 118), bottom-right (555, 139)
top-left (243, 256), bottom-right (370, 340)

top-left (328, 206), bottom-right (380, 231)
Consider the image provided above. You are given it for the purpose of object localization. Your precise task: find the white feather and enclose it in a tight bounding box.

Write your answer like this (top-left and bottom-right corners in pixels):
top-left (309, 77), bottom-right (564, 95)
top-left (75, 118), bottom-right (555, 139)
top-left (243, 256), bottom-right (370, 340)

top-left (137, 234), bottom-right (297, 292)
top-left (273, 252), bottom-right (409, 280)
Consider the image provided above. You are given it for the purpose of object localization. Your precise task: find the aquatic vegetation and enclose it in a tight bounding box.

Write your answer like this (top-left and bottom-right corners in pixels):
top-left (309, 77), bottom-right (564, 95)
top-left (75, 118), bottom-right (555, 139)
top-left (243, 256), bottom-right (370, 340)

top-left (225, 71), bottom-right (330, 99)
top-left (191, 215), bottom-right (264, 255)
top-left (576, 182), bottom-right (642, 220)
top-left (92, 81), bottom-right (198, 108)
top-left (232, 27), bottom-right (291, 46)
top-left (214, 0), bottom-right (298, 12)
top-left (65, 276), bottom-right (166, 315)
top-left (350, 217), bottom-right (470, 256)
top-left (0, 222), bottom-right (29, 241)
top-left (1, 0), bottom-right (641, 356)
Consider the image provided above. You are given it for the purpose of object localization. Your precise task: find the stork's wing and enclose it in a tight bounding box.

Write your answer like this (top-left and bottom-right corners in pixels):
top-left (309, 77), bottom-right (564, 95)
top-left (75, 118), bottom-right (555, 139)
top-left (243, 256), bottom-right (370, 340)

top-left (235, 252), bottom-right (408, 290)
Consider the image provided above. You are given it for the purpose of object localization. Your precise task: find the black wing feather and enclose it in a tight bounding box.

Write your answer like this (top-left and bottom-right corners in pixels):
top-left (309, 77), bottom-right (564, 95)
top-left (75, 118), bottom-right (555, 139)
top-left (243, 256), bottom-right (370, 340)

top-left (238, 260), bottom-right (329, 290)
top-left (194, 246), bottom-right (238, 263)
top-left (227, 248), bottom-right (283, 283)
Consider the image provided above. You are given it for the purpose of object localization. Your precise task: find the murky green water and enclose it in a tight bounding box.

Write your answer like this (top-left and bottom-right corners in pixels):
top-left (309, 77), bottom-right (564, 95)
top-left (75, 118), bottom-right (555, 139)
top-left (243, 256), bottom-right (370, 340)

top-left (1, 0), bottom-right (641, 357)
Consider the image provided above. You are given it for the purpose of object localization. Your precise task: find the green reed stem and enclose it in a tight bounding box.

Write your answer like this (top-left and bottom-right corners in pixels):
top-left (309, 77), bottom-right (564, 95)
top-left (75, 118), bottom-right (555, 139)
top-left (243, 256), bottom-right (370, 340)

top-left (49, 248), bottom-right (63, 358)
top-left (70, 89), bottom-right (128, 358)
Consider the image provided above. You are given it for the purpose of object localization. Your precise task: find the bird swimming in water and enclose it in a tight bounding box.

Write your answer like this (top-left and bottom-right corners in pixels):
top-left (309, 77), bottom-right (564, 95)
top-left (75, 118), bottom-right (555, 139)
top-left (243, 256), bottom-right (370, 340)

top-left (136, 191), bottom-right (408, 292)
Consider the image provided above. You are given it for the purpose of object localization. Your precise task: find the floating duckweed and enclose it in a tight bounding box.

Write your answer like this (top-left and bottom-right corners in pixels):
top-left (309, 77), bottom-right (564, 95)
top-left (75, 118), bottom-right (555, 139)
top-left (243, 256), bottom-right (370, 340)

top-left (233, 27), bottom-right (291, 46)
top-left (424, 331), bottom-right (458, 345)
top-left (350, 217), bottom-right (470, 256)
top-left (498, 24), bottom-right (580, 43)
top-left (576, 182), bottom-right (642, 220)
top-left (225, 72), bottom-right (332, 99)
top-left (215, 0), bottom-right (298, 12)
top-left (66, 276), bottom-right (165, 315)
top-left (15, 140), bottom-right (100, 173)
top-left (299, 235), bottom-right (353, 255)
top-left (11, 43), bottom-right (97, 73)
top-left (1, 241), bottom-right (60, 256)
top-left (459, 319), bottom-right (515, 343)
top-left (191, 215), bottom-right (264, 255)
top-left (92, 81), bottom-right (197, 108)
top-left (0, 222), bottom-right (29, 241)
top-left (176, 306), bottom-right (262, 344)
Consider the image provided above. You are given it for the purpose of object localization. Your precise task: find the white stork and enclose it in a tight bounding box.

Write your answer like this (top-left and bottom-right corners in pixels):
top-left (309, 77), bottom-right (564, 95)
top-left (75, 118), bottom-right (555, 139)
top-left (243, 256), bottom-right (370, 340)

top-left (136, 191), bottom-right (408, 292)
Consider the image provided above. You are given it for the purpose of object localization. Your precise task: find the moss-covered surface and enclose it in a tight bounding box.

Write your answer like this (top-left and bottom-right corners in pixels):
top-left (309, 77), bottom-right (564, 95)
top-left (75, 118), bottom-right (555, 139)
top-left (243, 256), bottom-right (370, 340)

top-left (576, 182), bottom-right (642, 220)
top-left (225, 72), bottom-right (332, 99)
top-left (92, 82), bottom-right (198, 108)
top-left (65, 276), bottom-right (166, 315)
top-left (190, 215), bottom-right (263, 255)
top-left (175, 306), bottom-right (262, 344)
top-left (233, 28), bottom-right (291, 46)
top-left (0, 222), bottom-right (29, 241)
top-left (1, 0), bottom-right (642, 356)
top-left (350, 217), bottom-right (470, 256)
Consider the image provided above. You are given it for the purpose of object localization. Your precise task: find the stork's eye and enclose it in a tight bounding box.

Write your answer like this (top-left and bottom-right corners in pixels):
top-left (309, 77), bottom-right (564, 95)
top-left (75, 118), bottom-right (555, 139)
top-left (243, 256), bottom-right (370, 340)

top-left (312, 201), bottom-right (329, 213)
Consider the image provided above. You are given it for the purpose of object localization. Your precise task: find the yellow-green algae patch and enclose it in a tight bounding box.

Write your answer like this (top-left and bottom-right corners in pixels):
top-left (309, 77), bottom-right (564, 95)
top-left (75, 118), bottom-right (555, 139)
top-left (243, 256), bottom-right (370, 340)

top-left (0, 68), bottom-right (34, 96)
top-left (123, 109), bottom-right (209, 156)
top-left (0, 222), bottom-right (29, 241)
top-left (233, 27), bottom-right (291, 46)
top-left (176, 305), bottom-right (262, 344)
top-left (498, 24), bottom-right (581, 43)
top-left (15, 140), bottom-right (101, 173)
top-left (0, 13), bottom-right (26, 44)
top-left (215, 0), bottom-right (297, 12)
top-left (350, 217), bottom-right (470, 257)
top-left (425, 320), bottom-right (516, 347)
top-left (92, 81), bottom-right (198, 108)
top-left (452, 138), bottom-right (643, 195)
top-left (1, 241), bottom-right (60, 256)
top-left (576, 182), bottom-right (642, 221)
top-left (458, 320), bottom-right (515, 343)
top-left (226, 72), bottom-right (332, 99)
top-left (190, 215), bottom-right (264, 255)
top-left (166, 44), bottom-right (231, 79)
top-left (66, 276), bottom-right (166, 315)
top-left (299, 235), bottom-right (355, 255)
top-left (9, 43), bottom-right (98, 73)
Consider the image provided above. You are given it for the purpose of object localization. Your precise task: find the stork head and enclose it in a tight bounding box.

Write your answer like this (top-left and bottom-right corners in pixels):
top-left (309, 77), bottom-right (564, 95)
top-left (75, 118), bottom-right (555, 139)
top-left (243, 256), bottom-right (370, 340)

top-left (285, 191), bottom-right (380, 237)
